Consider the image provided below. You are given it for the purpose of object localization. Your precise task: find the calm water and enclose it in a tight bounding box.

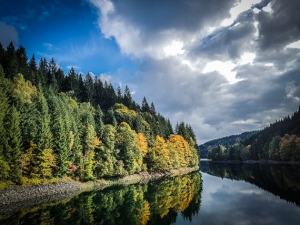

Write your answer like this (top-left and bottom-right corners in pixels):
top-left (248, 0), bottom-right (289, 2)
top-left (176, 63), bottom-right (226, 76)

top-left (1, 162), bottom-right (300, 224)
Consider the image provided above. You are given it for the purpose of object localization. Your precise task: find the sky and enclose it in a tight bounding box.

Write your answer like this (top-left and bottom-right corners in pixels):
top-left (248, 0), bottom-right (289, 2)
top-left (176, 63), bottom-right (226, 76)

top-left (1, 0), bottom-right (300, 144)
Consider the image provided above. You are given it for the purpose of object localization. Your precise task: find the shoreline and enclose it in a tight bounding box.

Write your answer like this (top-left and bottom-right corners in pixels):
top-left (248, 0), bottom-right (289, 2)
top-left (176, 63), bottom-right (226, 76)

top-left (0, 166), bottom-right (199, 215)
top-left (208, 160), bottom-right (300, 165)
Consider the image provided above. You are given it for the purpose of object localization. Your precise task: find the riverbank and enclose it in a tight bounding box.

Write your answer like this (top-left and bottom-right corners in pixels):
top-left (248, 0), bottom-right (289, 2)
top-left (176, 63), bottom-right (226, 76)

top-left (209, 160), bottom-right (300, 165)
top-left (0, 166), bottom-right (198, 215)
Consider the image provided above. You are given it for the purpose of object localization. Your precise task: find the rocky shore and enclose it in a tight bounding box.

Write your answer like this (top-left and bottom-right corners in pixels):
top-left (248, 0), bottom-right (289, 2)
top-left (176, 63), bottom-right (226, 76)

top-left (0, 166), bottom-right (199, 215)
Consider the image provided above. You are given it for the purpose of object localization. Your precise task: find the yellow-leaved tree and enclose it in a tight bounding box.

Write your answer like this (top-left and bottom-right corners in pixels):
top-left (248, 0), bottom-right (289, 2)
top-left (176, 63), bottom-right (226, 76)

top-left (136, 132), bottom-right (148, 171)
top-left (12, 73), bottom-right (37, 104)
top-left (148, 135), bottom-right (170, 171)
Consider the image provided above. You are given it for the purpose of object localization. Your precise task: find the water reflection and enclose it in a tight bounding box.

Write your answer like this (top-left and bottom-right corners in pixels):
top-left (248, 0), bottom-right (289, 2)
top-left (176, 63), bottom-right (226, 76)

top-left (196, 161), bottom-right (300, 225)
top-left (2, 163), bottom-right (300, 225)
top-left (0, 172), bottom-right (202, 225)
top-left (201, 161), bottom-right (300, 206)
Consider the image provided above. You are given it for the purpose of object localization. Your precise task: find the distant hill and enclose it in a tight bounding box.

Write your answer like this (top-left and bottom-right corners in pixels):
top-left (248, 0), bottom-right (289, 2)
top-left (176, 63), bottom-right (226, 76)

top-left (199, 131), bottom-right (258, 158)
top-left (207, 106), bottom-right (300, 161)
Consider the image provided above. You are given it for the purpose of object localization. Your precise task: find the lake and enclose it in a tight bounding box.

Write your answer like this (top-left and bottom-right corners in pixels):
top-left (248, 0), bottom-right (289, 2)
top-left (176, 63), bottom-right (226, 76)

top-left (1, 162), bottom-right (300, 224)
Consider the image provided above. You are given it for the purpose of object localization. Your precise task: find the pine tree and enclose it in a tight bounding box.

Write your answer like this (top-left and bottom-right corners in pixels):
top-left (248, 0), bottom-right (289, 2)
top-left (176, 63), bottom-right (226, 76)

top-left (0, 43), bottom-right (5, 66)
top-left (36, 86), bottom-right (52, 150)
top-left (141, 97), bottom-right (150, 113)
top-left (16, 45), bottom-right (29, 80)
top-left (48, 93), bottom-right (70, 177)
top-left (123, 85), bottom-right (132, 108)
top-left (3, 42), bottom-right (18, 79)
top-left (37, 58), bottom-right (48, 86)
top-left (78, 74), bottom-right (88, 102)
top-left (116, 85), bottom-right (122, 103)
top-left (0, 77), bottom-right (11, 181)
top-left (85, 72), bottom-right (94, 103)
top-left (81, 124), bottom-right (96, 180)
top-left (5, 106), bottom-right (23, 184)
top-left (150, 102), bottom-right (156, 115)
top-left (95, 105), bottom-right (104, 138)
top-left (28, 55), bottom-right (38, 85)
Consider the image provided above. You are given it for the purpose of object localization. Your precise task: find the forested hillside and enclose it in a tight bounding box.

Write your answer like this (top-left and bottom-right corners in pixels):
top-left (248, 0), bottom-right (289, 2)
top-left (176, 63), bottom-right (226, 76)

top-left (199, 131), bottom-right (257, 158)
top-left (208, 107), bottom-right (300, 161)
top-left (0, 42), bottom-right (199, 186)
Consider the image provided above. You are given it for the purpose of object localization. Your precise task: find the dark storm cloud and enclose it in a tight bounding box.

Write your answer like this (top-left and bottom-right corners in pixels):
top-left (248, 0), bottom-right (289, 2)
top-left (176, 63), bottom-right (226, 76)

top-left (190, 17), bottom-right (256, 61)
top-left (89, 0), bottom-right (300, 143)
top-left (109, 0), bottom-right (237, 35)
top-left (252, 0), bottom-right (272, 10)
top-left (257, 0), bottom-right (300, 50)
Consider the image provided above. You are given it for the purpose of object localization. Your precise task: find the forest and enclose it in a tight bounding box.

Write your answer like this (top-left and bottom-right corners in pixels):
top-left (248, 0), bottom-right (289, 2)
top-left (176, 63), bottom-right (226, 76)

top-left (208, 106), bottom-right (300, 161)
top-left (199, 131), bottom-right (257, 158)
top-left (0, 42), bottom-right (199, 186)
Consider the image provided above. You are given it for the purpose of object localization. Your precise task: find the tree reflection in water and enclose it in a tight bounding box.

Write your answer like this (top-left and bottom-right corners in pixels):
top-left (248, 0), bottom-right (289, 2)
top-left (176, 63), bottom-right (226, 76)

top-left (0, 172), bottom-right (202, 225)
top-left (201, 161), bottom-right (300, 206)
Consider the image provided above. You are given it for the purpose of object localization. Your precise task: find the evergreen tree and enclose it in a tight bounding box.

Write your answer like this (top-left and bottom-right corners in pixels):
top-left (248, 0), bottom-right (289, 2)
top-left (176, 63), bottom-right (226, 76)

top-left (5, 106), bottom-right (22, 184)
top-left (16, 45), bottom-right (29, 80)
top-left (95, 105), bottom-right (104, 138)
top-left (37, 58), bottom-right (48, 86)
top-left (28, 55), bottom-right (38, 85)
top-left (0, 42), bottom-right (5, 66)
top-left (55, 68), bottom-right (65, 92)
top-left (150, 102), bottom-right (156, 115)
top-left (48, 93), bottom-right (70, 177)
top-left (78, 74), bottom-right (88, 102)
top-left (141, 97), bottom-right (150, 113)
top-left (81, 124), bottom-right (96, 180)
top-left (3, 42), bottom-right (18, 79)
top-left (116, 85), bottom-right (122, 103)
top-left (85, 72), bottom-right (94, 103)
top-left (134, 112), bottom-right (145, 133)
top-left (0, 76), bottom-right (12, 181)
top-left (123, 85), bottom-right (132, 108)
top-left (35, 86), bottom-right (52, 150)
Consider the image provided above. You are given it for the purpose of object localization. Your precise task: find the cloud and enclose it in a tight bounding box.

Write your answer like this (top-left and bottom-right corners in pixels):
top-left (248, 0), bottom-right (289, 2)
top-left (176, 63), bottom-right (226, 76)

top-left (0, 21), bottom-right (18, 47)
top-left (89, 0), bottom-right (237, 59)
top-left (88, 0), bottom-right (300, 143)
top-left (256, 0), bottom-right (300, 50)
top-left (286, 81), bottom-right (300, 102)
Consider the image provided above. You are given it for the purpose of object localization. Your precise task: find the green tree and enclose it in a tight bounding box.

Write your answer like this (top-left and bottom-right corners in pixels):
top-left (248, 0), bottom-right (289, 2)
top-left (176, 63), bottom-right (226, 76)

top-left (240, 145), bottom-right (251, 160)
top-left (3, 42), bottom-right (18, 79)
top-left (81, 124), bottom-right (96, 180)
top-left (94, 105), bottom-right (104, 138)
top-left (28, 54), bottom-right (38, 85)
top-left (123, 85), bottom-right (132, 109)
top-left (141, 97), bottom-right (150, 113)
top-left (268, 135), bottom-right (281, 160)
top-left (36, 87), bottom-right (53, 150)
top-left (95, 124), bottom-right (118, 177)
top-left (5, 106), bottom-right (23, 184)
top-left (16, 45), bottom-right (29, 80)
top-left (116, 122), bottom-right (142, 174)
top-left (48, 93), bottom-right (70, 177)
